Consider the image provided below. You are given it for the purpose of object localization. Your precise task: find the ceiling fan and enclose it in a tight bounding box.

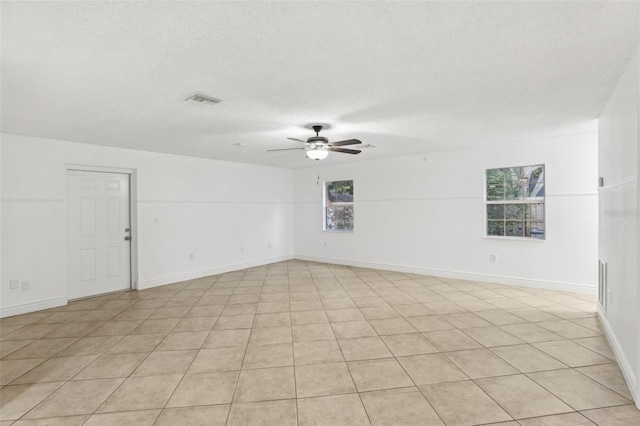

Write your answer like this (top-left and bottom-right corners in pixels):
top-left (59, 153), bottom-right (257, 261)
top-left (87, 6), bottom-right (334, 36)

top-left (268, 125), bottom-right (362, 160)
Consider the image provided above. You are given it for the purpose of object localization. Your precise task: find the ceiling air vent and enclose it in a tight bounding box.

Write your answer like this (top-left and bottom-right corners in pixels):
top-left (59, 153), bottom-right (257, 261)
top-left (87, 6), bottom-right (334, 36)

top-left (185, 92), bottom-right (222, 106)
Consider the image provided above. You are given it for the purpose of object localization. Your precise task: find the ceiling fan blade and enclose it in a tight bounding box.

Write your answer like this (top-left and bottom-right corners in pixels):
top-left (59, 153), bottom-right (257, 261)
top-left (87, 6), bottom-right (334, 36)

top-left (287, 137), bottom-right (308, 144)
top-left (267, 147), bottom-right (306, 152)
top-left (330, 139), bottom-right (362, 147)
top-left (329, 147), bottom-right (361, 155)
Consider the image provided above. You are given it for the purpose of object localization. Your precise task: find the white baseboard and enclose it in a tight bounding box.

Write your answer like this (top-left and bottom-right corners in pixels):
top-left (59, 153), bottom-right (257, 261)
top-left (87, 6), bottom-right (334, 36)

top-left (137, 254), bottom-right (295, 290)
top-left (0, 297), bottom-right (68, 318)
top-left (597, 305), bottom-right (638, 407)
top-left (294, 254), bottom-right (597, 295)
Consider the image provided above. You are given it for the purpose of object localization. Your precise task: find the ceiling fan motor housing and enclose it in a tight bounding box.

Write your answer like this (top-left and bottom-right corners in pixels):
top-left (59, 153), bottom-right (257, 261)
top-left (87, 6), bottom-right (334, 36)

top-left (307, 136), bottom-right (329, 145)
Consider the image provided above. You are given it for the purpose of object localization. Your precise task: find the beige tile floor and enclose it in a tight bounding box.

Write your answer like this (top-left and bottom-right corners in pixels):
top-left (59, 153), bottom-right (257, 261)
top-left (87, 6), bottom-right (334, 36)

top-left (1, 260), bottom-right (639, 425)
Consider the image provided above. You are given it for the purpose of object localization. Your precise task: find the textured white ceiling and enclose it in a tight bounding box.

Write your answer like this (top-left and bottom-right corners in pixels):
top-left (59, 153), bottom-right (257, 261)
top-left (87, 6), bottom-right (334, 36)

top-left (1, 1), bottom-right (638, 168)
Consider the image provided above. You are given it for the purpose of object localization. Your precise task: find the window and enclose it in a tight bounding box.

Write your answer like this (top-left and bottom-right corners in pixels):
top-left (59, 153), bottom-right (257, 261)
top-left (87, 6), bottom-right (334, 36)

top-left (324, 180), bottom-right (354, 231)
top-left (485, 165), bottom-right (545, 239)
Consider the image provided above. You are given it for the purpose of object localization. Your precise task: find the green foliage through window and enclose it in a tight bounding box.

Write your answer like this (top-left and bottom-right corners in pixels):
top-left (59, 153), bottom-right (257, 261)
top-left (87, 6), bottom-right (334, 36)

top-left (325, 180), bottom-right (354, 231)
top-left (486, 165), bottom-right (545, 239)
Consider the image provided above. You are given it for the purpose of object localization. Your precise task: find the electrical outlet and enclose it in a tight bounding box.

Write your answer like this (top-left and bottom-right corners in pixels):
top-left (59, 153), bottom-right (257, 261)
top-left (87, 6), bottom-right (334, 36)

top-left (21, 280), bottom-right (30, 291)
top-left (153, 217), bottom-right (159, 225)
top-left (267, 242), bottom-right (271, 248)
top-left (189, 253), bottom-right (194, 260)
top-left (10, 279), bottom-right (19, 290)
top-left (489, 254), bottom-right (497, 263)
top-left (323, 242), bottom-right (327, 248)
top-left (240, 247), bottom-right (244, 253)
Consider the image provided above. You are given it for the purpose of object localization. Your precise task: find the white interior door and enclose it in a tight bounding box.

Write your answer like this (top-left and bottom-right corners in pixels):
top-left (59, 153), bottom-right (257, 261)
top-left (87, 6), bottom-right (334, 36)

top-left (67, 171), bottom-right (131, 299)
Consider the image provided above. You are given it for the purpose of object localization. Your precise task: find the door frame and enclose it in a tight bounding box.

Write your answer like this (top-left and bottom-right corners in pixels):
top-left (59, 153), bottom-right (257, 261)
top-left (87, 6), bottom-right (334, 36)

top-left (66, 164), bottom-right (139, 293)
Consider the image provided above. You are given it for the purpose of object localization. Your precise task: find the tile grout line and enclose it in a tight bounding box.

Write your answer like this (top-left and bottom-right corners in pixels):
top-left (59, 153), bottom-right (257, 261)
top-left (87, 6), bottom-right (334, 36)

top-left (325, 268), bottom-right (374, 426)
top-left (88, 284), bottom-right (176, 424)
top-left (373, 307), bottom-right (451, 426)
top-left (155, 281), bottom-right (218, 425)
top-left (223, 268), bottom-right (261, 425)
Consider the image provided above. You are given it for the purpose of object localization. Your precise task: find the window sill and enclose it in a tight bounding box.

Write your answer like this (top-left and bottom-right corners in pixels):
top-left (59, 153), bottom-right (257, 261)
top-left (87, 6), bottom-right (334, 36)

top-left (323, 229), bottom-right (354, 233)
top-left (484, 235), bottom-right (545, 241)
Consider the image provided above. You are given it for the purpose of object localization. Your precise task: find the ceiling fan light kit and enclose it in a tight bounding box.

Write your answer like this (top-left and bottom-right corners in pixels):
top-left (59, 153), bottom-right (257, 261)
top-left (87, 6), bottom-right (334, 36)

top-left (268, 124), bottom-right (362, 161)
top-left (306, 149), bottom-right (329, 160)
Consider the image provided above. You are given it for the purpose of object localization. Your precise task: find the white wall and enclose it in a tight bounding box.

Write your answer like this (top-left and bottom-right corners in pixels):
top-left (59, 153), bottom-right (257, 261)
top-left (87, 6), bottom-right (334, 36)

top-left (0, 139), bottom-right (3, 301)
top-left (294, 133), bottom-right (598, 293)
top-left (0, 133), bottom-right (294, 317)
top-left (598, 46), bottom-right (640, 407)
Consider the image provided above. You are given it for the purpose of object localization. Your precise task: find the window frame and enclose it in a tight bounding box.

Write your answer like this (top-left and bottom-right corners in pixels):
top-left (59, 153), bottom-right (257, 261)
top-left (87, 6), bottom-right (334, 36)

top-left (484, 164), bottom-right (546, 241)
top-left (323, 179), bottom-right (354, 233)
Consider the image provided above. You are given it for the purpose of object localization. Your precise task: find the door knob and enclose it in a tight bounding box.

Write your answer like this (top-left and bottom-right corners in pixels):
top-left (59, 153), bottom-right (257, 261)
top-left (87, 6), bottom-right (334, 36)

top-left (124, 236), bottom-right (131, 241)
top-left (125, 228), bottom-right (130, 232)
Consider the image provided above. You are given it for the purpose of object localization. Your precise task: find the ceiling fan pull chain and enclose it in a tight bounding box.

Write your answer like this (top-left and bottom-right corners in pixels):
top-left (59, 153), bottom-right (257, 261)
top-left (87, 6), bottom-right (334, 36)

top-left (317, 164), bottom-right (320, 186)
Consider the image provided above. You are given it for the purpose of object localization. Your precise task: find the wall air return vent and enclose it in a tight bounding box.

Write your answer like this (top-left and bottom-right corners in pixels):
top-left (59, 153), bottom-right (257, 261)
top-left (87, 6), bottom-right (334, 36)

top-left (598, 259), bottom-right (608, 315)
top-left (185, 92), bottom-right (222, 106)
